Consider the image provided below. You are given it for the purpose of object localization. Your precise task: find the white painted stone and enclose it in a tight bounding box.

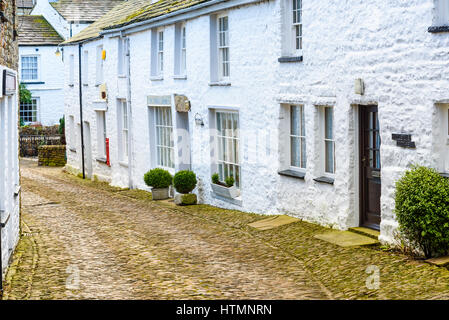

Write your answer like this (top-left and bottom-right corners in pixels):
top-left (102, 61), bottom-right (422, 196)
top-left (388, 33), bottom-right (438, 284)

top-left (63, 0), bottom-right (449, 245)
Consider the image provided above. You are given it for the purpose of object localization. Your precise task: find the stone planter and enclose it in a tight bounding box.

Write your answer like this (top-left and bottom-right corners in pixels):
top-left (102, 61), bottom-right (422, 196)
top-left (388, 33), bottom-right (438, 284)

top-left (211, 183), bottom-right (240, 199)
top-left (174, 193), bottom-right (197, 206)
top-left (151, 187), bottom-right (170, 200)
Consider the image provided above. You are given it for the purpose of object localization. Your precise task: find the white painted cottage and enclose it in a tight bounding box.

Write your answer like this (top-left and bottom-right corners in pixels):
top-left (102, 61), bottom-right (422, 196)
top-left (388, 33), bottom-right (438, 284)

top-left (0, 0), bottom-right (20, 290)
top-left (17, 0), bottom-right (124, 125)
top-left (62, 0), bottom-right (449, 244)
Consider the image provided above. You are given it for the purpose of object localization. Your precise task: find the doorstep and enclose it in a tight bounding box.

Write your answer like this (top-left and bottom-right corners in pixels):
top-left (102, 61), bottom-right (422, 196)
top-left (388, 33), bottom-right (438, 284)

top-left (248, 215), bottom-right (300, 231)
top-left (314, 230), bottom-right (379, 247)
top-left (425, 256), bottom-right (449, 267)
top-left (348, 227), bottom-right (380, 240)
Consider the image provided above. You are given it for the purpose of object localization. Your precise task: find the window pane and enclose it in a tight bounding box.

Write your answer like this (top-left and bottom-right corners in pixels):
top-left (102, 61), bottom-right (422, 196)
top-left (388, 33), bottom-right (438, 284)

top-left (291, 106), bottom-right (299, 135)
top-left (291, 136), bottom-right (300, 167)
top-left (325, 107), bottom-right (333, 140)
top-left (325, 141), bottom-right (334, 174)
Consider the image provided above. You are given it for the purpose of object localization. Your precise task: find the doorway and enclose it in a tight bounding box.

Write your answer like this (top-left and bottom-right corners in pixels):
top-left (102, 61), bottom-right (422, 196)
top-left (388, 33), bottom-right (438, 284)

top-left (359, 105), bottom-right (381, 230)
top-left (83, 121), bottom-right (93, 179)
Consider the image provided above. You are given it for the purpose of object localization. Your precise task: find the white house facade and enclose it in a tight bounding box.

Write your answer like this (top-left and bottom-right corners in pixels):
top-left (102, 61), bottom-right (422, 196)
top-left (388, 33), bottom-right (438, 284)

top-left (0, 65), bottom-right (20, 288)
top-left (63, 0), bottom-right (449, 245)
top-left (17, 0), bottom-right (124, 125)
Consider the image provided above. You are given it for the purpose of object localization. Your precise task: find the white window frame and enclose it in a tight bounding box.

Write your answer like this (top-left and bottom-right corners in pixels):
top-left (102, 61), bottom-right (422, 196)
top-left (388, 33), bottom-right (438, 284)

top-left (20, 55), bottom-right (40, 82)
top-left (217, 14), bottom-right (230, 81)
top-left (118, 37), bottom-right (127, 76)
top-left (157, 29), bottom-right (164, 76)
top-left (289, 105), bottom-right (306, 170)
top-left (69, 115), bottom-right (76, 150)
top-left (19, 97), bottom-right (39, 124)
top-left (96, 111), bottom-right (107, 158)
top-left (435, 0), bottom-right (449, 26)
top-left (322, 106), bottom-right (335, 175)
top-left (153, 106), bottom-right (175, 169)
top-left (215, 110), bottom-right (240, 188)
top-left (96, 45), bottom-right (104, 85)
top-left (180, 24), bottom-right (186, 75)
top-left (69, 54), bottom-right (75, 86)
top-left (82, 50), bottom-right (89, 85)
top-left (282, 0), bottom-right (303, 56)
top-left (117, 100), bottom-right (129, 162)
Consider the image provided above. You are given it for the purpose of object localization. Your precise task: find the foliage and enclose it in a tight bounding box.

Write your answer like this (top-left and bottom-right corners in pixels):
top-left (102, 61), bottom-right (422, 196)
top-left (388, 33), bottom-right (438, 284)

top-left (173, 170), bottom-right (197, 194)
top-left (59, 116), bottom-right (65, 135)
top-left (20, 117), bottom-right (25, 127)
top-left (144, 168), bottom-right (173, 189)
top-left (225, 176), bottom-right (235, 187)
top-left (19, 83), bottom-right (32, 104)
top-left (211, 173), bottom-right (220, 184)
top-left (395, 165), bottom-right (449, 258)
top-left (179, 193), bottom-right (198, 205)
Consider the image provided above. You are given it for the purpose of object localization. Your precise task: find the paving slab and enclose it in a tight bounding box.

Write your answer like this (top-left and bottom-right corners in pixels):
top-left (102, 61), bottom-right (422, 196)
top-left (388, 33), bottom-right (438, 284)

top-left (348, 227), bottom-right (380, 240)
top-left (248, 215), bottom-right (300, 231)
top-left (426, 256), bottom-right (449, 267)
top-left (314, 231), bottom-right (379, 247)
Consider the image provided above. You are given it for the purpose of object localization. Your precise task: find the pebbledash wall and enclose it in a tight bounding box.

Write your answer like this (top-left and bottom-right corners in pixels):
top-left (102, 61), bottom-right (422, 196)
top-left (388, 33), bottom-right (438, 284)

top-left (0, 0), bottom-right (20, 281)
top-left (64, 0), bottom-right (449, 244)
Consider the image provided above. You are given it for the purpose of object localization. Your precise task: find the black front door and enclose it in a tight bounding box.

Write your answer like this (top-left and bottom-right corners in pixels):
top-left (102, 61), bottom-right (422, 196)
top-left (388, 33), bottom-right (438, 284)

top-left (360, 105), bottom-right (381, 230)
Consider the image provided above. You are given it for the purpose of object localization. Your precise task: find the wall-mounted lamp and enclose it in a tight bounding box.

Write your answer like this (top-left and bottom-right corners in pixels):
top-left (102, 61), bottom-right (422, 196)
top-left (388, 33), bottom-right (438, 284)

top-left (55, 46), bottom-right (61, 57)
top-left (194, 113), bottom-right (204, 126)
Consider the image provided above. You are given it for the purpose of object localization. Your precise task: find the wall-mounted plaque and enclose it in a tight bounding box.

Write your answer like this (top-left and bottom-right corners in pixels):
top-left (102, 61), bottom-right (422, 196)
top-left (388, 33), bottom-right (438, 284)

top-left (3, 69), bottom-right (16, 96)
top-left (147, 95), bottom-right (171, 107)
top-left (392, 133), bottom-right (416, 148)
top-left (174, 94), bottom-right (191, 112)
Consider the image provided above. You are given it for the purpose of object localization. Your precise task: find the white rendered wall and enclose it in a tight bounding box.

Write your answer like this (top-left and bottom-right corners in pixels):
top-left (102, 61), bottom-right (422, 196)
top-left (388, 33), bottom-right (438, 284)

top-left (0, 66), bottom-right (20, 277)
top-left (19, 45), bottom-right (65, 125)
top-left (64, 0), bottom-right (449, 244)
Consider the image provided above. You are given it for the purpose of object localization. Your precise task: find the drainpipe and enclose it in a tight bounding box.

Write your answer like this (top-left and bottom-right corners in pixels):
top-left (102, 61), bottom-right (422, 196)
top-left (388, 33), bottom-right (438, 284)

top-left (125, 38), bottom-right (133, 189)
top-left (78, 44), bottom-right (85, 179)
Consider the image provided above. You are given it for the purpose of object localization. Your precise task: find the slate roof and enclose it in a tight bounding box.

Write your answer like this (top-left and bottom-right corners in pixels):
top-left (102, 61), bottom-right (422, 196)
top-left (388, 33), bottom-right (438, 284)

top-left (18, 15), bottom-right (64, 45)
top-left (50, 0), bottom-right (125, 22)
top-left (17, 0), bottom-right (35, 9)
top-left (64, 0), bottom-right (213, 44)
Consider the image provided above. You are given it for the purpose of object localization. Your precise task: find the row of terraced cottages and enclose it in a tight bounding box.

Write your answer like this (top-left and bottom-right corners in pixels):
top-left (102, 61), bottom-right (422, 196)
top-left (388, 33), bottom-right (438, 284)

top-left (63, 0), bottom-right (449, 244)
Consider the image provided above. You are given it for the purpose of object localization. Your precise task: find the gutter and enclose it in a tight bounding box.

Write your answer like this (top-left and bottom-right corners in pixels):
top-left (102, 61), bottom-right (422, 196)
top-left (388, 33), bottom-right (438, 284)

top-left (100, 0), bottom-right (226, 36)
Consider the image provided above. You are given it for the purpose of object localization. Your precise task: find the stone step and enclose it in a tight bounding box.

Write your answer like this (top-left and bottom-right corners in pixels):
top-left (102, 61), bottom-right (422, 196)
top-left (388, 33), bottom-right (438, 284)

top-left (314, 230), bottom-right (379, 247)
top-left (348, 227), bottom-right (380, 240)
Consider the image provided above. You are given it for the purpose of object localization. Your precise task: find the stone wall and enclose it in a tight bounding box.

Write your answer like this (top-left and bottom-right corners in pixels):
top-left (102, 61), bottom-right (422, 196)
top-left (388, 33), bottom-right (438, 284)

top-left (38, 145), bottom-right (67, 166)
top-left (0, 0), bottom-right (18, 70)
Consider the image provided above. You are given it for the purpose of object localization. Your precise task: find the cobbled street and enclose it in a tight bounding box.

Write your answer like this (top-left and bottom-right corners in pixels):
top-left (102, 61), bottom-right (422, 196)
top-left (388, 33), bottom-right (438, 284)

top-left (3, 158), bottom-right (449, 300)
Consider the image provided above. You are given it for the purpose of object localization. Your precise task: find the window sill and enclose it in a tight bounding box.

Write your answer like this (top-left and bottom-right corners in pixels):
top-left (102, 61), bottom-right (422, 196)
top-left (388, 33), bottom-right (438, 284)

top-left (118, 74), bottom-right (127, 79)
top-left (313, 176), bottom-right (334, 185)
top-left (173, 75), bottom-right (187, 80)
top-left (68, 84), bottom-right (74, 87)
top-left (83, 83), bottom-right (88, 86)
top-left (69, 147), bottom-right (76, 153)
top-left (428, 26), bottom-right (449, 33)
top-left (119, 161), bottom-right (129, 167)
top-left (209, 81), bottom-right (231, 87)
top-left (278, 169), bottom-right (305, 180)
top-left (210, 191), bottom-right (242, 206)
top-left (150, 76), bottom-right (164, 81)
top-left (96, 157), bottom-right (107, 164)
top-left (22, 81), bottom-right (45, 84)
top-left (278, 56), bottom-right (303, 63)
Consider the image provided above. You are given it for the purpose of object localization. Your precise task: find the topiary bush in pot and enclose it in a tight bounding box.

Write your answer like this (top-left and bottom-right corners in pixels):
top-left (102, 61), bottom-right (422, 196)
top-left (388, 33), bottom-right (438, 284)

top-left (395, 165), bottom-right (449, 258)
top-left (144, 168), bottom-right (173, 200)
top-left (173, 170), bottom-right (198, 205)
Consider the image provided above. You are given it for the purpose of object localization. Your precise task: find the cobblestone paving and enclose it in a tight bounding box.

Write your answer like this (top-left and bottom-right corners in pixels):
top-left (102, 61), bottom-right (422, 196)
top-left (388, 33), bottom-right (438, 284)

top-left (3, 159), bottom-right (449, 300)
top-left (2, 159), bottom-right (328, 300)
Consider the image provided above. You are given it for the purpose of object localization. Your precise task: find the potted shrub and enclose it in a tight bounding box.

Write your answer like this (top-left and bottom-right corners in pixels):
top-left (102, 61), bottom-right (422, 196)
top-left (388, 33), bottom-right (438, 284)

top-left (210, 173), bottom-right (240, 198)
top-left (144, 168), bottom-right (173, 200)
top-left (173, 170), bottom-right (198, 205)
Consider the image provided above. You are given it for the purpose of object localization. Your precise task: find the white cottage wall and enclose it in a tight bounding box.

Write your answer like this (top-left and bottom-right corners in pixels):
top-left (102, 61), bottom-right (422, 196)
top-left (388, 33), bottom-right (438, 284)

top-left (64, 0), bottom-right (449, 244)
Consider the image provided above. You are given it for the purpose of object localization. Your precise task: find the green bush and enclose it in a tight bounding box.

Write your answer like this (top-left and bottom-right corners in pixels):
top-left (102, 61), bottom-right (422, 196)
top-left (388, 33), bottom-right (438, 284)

top-left (225, 176), bottom-right (235, 187)
top-left (395, 165), bottom-right (449, 258)
top-left (211, 173), bottom-right (220, 184)
top-left (173, 170), bottom-right (197, 194)
top-left (144, 168), bottom-right (173, 189)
